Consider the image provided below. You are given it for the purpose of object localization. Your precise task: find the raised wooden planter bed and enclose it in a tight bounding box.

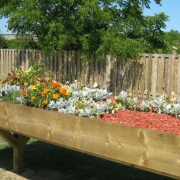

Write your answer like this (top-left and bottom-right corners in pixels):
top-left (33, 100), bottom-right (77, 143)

top-left (0, 102), bottom-right (180, 179)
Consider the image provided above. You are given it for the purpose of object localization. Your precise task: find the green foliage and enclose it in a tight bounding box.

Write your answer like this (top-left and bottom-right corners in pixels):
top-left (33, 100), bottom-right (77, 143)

top-left (7, 35), bottom-right (39, 49)
top-left (164, 30), bottom-right (180, 54)
top-left (0, 0), bottom-right (169, 60)
top-left (0, 33), bottom-right (8, 48)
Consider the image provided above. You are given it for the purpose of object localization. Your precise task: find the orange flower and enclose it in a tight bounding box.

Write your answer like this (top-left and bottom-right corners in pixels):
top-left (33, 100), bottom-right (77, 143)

top-left (53, 93), bottom-right (59, 99)
top-left (51, 81), bottom-right (62, 88)
top-left (43, 99), bottom-right (48, 105)
top-left (43, 88), bottom-right (49, 93)
top-left (20, 86), bottom-right (26, 90)
top-left (39, 91), bottom-right (45, 97)
top-left (19, 92), bottom-right (27, 96)
top-left (31, 96), bottom-right (36, 101)
top-left (59, 87), bottom-right (69, 95)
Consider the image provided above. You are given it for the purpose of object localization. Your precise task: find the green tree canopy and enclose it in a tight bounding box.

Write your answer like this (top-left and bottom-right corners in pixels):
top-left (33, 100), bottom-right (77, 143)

top-left (0, 0), bottom-right (169, 60)
top-left (164, 30), bottom-right (180, 54)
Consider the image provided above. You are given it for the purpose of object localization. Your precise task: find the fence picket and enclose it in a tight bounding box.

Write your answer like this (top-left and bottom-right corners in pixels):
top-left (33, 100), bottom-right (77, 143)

top-left (156, 55), bottom-right (164, 97)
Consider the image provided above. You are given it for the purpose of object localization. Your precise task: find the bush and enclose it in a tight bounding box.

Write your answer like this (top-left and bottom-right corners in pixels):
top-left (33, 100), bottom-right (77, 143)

top-left (0, 34), bottom-right (8, 48)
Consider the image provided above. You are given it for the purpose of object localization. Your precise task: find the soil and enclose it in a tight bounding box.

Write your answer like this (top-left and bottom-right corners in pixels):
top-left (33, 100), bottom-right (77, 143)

top-left (100, 109), bottom-right (180, 135)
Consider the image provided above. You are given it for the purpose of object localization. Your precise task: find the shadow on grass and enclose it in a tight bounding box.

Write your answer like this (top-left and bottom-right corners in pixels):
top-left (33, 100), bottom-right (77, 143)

top-left (0, 138), bottom-right (174, 180)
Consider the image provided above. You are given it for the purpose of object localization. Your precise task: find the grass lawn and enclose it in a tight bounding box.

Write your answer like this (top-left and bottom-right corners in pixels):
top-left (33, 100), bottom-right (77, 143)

top-left (0, 137), bottom-right (175, 180)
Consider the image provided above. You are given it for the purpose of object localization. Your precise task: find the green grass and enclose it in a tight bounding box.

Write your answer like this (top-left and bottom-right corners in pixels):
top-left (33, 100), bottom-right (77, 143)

top-left (0, 137), bottom-right (175, 180)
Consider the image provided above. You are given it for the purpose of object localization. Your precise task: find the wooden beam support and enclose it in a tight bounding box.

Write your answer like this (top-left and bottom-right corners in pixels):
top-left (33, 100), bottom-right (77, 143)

top-left (0, 130), bottom-right (30, 173)
top-left (0, 129), bottom-right (18, 148)
top-left (13, 134), bottom-right (25, 173)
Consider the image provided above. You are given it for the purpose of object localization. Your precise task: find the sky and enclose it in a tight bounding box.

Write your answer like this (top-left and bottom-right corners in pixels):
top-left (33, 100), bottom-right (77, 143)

top-left (143, 0), bottom-right (180, 32)
top-left (0, 0), bottom-right (179, 34)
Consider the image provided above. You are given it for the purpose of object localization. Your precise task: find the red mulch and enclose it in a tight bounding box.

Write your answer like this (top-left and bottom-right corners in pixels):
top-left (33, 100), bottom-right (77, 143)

top-left (100, 110), bottom-right (180, 135)
top-left (99, 96), bottom-right (180, 135)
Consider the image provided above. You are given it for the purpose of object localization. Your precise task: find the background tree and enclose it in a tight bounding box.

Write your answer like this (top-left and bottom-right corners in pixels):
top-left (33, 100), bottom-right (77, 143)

top-left (164, 30), bottom-right (180, 54)
top-left (7, 35), bottom-right (39, 49)
top-left (0, 0), bottom-right (169, 60)
top-left (0, 33), bottom-right (8, 48)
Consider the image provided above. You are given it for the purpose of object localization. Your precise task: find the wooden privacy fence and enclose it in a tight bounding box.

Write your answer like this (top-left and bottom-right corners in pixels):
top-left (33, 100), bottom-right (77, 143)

top-left (0, 49), bottom-right (180, 99)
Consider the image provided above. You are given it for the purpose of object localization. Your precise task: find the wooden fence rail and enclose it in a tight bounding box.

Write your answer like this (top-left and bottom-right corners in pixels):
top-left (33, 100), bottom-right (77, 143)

top-left (0, 49), bottom-right (180, 99)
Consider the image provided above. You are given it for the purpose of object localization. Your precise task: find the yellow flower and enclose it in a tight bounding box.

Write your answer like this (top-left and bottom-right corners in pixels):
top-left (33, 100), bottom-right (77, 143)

top-left (24, 82), bottom-right (28, 87)
top-left (53, 93), bottom-right (59, 99)
top-left (31, 85), bottom-right (37, 90)
top-left (31, 96), bottom-right (36, 101)
top-left (36, 81), bottom-right (40, 86)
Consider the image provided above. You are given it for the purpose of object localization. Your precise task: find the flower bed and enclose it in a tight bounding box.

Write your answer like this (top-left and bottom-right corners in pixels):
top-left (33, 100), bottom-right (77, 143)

top-left (0, 64), bottom-right (180, 178)
top-left (1, 64), bottom-right (180, 121)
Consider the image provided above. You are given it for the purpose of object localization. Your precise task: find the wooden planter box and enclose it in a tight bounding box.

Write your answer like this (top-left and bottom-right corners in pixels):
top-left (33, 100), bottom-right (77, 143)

top-left (0, 102), bottom-right (180, 179)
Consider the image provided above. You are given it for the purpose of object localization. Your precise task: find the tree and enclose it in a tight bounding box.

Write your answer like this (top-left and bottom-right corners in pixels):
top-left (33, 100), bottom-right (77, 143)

top-left (6, 35), bottom-right (39, 49)
top-left (0, 0), bottom-right (169, 60)
top-left (164, 30), bottom-right (180, 54)
top-left (0, 33), bottom-right (8, 48)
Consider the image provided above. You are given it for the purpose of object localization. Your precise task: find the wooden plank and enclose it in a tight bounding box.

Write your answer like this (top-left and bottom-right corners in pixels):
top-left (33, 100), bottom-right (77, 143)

top-left (80, 59), bottom-right (86, 85)
top-left (105, 55), bottom-right (111, 91)
top-left (117, 61), bottom-right (123, 93)
top-left (172, 58), bottom-right (178, 95)
top-left (127, 60), bottom-right (134, 95)
top-left (99, 60), bottom-right (104, 88)
top-left (52, 53), bottom-right (56, 80)
top-left (138, 56), bottom-right (145, 99)
top-left (151, 55), bottom-right (158, 98)
top-left (0, 102), bottom-right (180, 179)
top-left (85, 61), bottom-right (90, 86)
top-left (156, 55), bottom-right (165, 97)
top-left (67, 51), bottom-right (72, 83)
top-left (25, 49), bottom-right (29, 71)
top-left (12, 49), bottom-right (15, 72)
top-left (63, 51), bottom-right (68, 84)
top-left (168, 54), bottom-right (173, 96)
top-left (144, 54), bottom-right (151, 99)
top-left (0, 129), bottom-right (30, 173)
top-left (164, 56), bottom-right (169, 97)
top-left (0, 129), bottom-right (18, 148)
top-left (112, 58), bottom-right (117, 95)
top-left (131, 60), bottom-right (138, 97)
top-left (71, 50), bottom-right (76, 83)
top-left (76, 51), bottom-right (81, 82)
top-left (94, 58), bottom-right (99, 86)
top-left (28, 50), bottom-right (32, 67)
top-left (13, 134), bottom-right (25, 173)
top-left (0, 49), bottom-right (3, 77)
top-left (177, 56), bottom-right (180, 100)
top-left (89, 60), bottom-right (94, 88)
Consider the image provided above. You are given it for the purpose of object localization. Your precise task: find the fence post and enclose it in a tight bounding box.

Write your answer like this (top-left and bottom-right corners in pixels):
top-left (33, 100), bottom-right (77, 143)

top-left (105, 55), bottom-right (111, 92)
top-left (172, 47), bottom-right (177, 58)
top-left (21, 44), bottom-right (27, 70)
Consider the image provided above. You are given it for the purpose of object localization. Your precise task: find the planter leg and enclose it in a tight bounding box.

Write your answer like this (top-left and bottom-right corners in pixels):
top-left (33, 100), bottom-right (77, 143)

top-left (13, 134), bottom-right (24, 173)
top-left (0, 130), bottom-right (30, 174)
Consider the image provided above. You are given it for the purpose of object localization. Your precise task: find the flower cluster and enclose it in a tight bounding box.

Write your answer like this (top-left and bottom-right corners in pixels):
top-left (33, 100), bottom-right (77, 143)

top-left (1, 64), bottom-right (180, 119)
top-left (114, 91), bottom-right (180, 118)
top-left (0, 65), bottom-right (113, 118)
